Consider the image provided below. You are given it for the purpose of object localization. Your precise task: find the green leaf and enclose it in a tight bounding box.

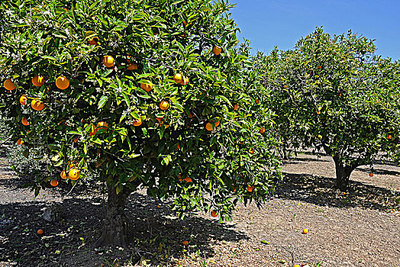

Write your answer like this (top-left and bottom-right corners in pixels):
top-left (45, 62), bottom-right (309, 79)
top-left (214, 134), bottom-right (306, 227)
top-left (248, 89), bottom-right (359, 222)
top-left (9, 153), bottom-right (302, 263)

top-left (217, 95), bottom-right (232, 106)
top-left (128, 153), bottom-right (141, 159)
top-left (98, 95), bottom-right (108, 109)
top-left (122, 92), bottom-right (131, 108)
top-left (41, 55), bottom-right (57, 61)
top-left (116, 184), bottom-right (123, 195)
top-left (120, 113), bottom-right (127, 123)
top-left (68, 131), bottom-right (81, 135)
top-left (92, 138), bottom-right (102, 145)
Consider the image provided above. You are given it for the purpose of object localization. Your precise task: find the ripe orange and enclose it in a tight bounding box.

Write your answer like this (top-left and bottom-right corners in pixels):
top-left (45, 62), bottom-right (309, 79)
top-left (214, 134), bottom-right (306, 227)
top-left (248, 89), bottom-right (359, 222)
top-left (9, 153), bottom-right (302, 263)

top-left (317, 65), bottom-right (322, 69)
top-left (103, 55), bottom-right (115, 68)
top-left (127, 63), bottom-right (138, 70)
top-left (180, 77), bottom-right (189, 85)
top-left (88, 37), bottom-right (98, 45)
top-left (206, 122), bottom-right (213, 131)
top-left (212, 46), bottom-right (222, 55)
top-left (255, 99), bottom-right (260, 104)
top-left (387, 134), bottom-right (392, 140)
top-left (214, 120), bottom-right (220, 127)
top-left (159, 100), bottom-right (169, 111)
top-left (16, 138), bottom-right (24, 146)
top-left (249, 148), bottom-right (255, 154)
top-left (182, 241), bottom-right (189, 246)
top-left (259, 127), bottom-right (266, 134)
top-left (21, 117), bottom-right (30, 126)
top-left (96, 121), bottom-right (108, 130)
top-left (89, 124), bottom-right (98, 136)
top-left (55, 76), bottom-right (70, 90)
top-left (369, 173), bottom-right (374, 177)
top-left (19, 95), bottom-right (28, 105)
top-left (50, 179), bottom-right (59, 187)
top-left (31, 99), bottom-right (45, 111)
top-left (302, 228), bottom-right (309, 234)
top-left (184, 177), bottom-right (192, 183)
top-left (247, 185), bottom-right (255, 192)
top-left (133, 117), bottom-right (143, 126)
top-left (283, 85), bottom-right (287, 89)
top-left (32, 75), bottom-right (45, 87)
top-left (3, 79), bottom-right (15, 90)
top-left (316, 111), bottom-right (320, 115)
top-left (211, 210), bottom-right (218, 217)
top-left (37, 229), bottom-right (44, 235)
top-left (234, 103), bottom-right (239, 110)
top-left (68, 168), bottom-right (81, 180)
top-left (60, 170), bottom-right (67, 179)
top-left (173, 73), bottom-right (183, 84)
top-left (68, 162), bottom-right (75, 170)
top-left (140, 82), bottom-right (153, 92)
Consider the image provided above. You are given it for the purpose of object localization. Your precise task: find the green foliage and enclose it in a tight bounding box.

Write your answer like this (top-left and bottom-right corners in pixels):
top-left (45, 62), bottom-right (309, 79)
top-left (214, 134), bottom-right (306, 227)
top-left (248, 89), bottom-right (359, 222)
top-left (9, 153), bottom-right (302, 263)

top-left (0, 0), bottom-right (282, 219)
top-left (255, 27), bottom-right (400, 189)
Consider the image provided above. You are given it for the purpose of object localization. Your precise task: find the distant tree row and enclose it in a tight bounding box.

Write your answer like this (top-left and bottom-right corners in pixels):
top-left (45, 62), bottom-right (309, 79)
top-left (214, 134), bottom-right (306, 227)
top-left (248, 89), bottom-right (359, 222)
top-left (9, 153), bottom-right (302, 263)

top-left (254, 27), bottom-right (400, 190)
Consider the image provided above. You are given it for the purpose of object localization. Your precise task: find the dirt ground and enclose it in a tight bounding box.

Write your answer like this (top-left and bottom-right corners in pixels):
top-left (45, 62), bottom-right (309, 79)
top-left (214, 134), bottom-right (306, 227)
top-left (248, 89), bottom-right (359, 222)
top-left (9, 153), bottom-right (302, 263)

top-left (0, 152), bottom-right (399, 267)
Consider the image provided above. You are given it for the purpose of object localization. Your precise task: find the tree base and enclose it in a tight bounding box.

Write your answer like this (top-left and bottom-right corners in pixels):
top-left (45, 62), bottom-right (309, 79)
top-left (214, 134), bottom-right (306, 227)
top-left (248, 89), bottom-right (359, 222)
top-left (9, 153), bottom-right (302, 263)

top-left (94, 184), bottom-right (131, 247)
top-left (94, 228), bottom-right (127, 248)
top-left (334, 156), bottom-right (356, 192)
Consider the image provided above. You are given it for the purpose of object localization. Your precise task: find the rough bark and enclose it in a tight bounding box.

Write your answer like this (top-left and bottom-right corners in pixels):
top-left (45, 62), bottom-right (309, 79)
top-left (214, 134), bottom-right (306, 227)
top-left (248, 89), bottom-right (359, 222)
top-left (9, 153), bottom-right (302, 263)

top-left (94, 183), bottom-right (132, 247)
top-left (333, 156), bottom-right (356, 191)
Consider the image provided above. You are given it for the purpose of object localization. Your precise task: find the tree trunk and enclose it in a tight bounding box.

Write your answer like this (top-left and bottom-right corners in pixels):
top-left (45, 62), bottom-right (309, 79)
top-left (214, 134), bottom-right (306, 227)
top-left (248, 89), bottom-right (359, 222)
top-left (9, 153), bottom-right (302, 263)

top-left (281, 135), bottom-right (290, 160)
top-left (94, 183), bottom-right (131, 247)
top-left (333, 156), bottom-right (355, 191)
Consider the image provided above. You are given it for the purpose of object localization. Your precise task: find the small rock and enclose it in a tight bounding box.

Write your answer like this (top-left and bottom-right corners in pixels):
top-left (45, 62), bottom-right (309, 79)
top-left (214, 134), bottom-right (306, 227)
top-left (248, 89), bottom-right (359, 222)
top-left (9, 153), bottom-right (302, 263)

top-left (42, 203), bottom-right (62, 222)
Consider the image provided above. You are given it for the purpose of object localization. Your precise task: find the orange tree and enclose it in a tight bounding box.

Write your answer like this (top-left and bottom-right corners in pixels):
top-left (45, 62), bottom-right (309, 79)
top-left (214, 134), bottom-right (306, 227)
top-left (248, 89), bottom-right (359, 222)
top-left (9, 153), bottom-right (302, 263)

top-left (0, 0), bottom-right (281, 246)
top-left (253, 48), bottom-right (308, 159)
top-left (256, 27), bottom-right (400, 191)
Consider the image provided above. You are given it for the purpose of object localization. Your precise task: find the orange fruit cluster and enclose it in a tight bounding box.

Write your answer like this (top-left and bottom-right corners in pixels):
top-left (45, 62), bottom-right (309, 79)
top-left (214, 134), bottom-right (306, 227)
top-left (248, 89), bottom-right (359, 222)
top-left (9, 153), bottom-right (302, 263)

top-left (173, 73), bottom-right (189, 85)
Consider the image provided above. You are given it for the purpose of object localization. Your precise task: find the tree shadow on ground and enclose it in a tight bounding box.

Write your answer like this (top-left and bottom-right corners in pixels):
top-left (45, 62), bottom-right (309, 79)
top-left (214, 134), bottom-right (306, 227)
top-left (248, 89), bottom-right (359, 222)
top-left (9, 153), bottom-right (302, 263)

top-left (283, 157), bottom-right (331, 164)
top-left (275, 172), bottom-right (400, 211)
top-left (0, 191), bottom-right (248, 266)
top-left (122, 192), bottom-right (248, 265)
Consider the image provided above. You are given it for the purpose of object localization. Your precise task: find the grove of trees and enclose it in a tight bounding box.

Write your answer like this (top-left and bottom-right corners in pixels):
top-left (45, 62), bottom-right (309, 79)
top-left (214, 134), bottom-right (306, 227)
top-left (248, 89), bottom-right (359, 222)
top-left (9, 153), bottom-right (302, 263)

top-left (1, 0), bottom-right (399, 249)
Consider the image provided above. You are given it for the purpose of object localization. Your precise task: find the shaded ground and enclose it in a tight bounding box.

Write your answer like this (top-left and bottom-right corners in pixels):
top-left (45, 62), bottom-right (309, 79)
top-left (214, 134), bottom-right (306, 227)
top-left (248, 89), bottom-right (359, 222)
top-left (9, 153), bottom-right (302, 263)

top-left (0, 152), bottom-right (399, 266)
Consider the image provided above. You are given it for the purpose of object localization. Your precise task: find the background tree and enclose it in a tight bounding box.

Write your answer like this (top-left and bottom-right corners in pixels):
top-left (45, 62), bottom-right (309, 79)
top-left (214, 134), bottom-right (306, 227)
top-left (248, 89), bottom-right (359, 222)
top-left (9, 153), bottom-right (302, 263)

top-left (0, 0), bottom-right (282, 246)
top-left (256, 27), bottom-right (400, 191)
top-left (253, 48), bottom-right (308, 159)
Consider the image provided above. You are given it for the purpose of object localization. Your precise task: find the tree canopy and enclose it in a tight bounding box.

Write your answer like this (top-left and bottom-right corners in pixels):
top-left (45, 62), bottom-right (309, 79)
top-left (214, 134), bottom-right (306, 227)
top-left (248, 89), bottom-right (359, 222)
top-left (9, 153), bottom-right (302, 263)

top-left (255, 27), bottom-right (400, 190)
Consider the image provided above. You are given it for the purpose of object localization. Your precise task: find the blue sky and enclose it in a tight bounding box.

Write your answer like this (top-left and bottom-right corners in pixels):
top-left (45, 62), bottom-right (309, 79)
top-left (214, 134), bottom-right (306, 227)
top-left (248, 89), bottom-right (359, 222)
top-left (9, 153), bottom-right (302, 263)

top-left (230, 0), bottom-right (400, 60)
